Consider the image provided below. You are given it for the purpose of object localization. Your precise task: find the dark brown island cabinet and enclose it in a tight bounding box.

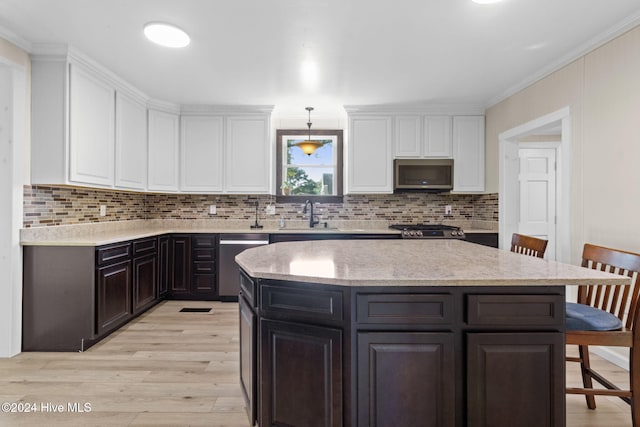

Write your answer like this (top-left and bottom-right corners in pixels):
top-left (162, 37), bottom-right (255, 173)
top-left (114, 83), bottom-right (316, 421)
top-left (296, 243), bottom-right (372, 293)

top-left (239, 271), bottom-right (566, 427)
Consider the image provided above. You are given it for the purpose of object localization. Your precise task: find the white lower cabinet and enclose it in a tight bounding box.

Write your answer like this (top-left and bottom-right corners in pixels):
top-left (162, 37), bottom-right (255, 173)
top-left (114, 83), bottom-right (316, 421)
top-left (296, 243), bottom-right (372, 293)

top-left (148, 109), bottom-right (180, 192)
top-left (180, 115), bottom-right (224, 193)
top-left (115, 92), bottom-right (147, 190)
top-left (452, 116), bottom-right (485, 192)
top-left (348, 116), bottom-right (393, 193)
top-left (224, 116), bottom-right (271, 193)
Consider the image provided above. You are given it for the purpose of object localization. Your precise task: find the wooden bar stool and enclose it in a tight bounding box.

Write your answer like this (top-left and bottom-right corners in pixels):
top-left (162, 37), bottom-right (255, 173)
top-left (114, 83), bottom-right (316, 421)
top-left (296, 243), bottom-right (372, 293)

top-left (565, 243), bottom-right (640, 427)
top-left (510, 233), bottom-right (548, 258)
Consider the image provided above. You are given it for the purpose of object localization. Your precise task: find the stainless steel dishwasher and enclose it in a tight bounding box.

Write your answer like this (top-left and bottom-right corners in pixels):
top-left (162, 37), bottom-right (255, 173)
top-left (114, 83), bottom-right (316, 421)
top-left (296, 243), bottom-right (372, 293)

top-left (218, 233), bottom-right (269, 301)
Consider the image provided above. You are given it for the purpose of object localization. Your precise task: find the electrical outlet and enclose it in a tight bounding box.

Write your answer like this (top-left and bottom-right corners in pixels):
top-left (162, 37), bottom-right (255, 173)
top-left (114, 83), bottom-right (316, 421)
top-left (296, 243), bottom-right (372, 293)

top-left (209, 205), bottom-right (217, 215)
top-left (265, 205), bottom-right (276, 215)
top-left (99, 205), bottom-right (107, 217)
top-left (445, 205), bottom-right (452, 215)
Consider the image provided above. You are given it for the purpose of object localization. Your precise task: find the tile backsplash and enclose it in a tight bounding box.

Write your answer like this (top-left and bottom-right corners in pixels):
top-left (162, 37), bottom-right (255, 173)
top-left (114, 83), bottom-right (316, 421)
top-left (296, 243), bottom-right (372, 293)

top-left (23, 185), bottom-right (498, 228)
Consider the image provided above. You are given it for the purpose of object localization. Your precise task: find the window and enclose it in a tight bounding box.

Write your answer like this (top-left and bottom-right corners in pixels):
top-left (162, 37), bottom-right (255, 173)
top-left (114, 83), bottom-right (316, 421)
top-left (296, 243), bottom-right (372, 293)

top-left (276, 129), bottom-right (343, 202)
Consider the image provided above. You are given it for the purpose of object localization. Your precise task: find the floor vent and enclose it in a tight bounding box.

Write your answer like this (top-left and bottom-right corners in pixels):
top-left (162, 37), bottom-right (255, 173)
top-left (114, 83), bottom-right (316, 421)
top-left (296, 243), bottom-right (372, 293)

top-left (179, 308), bottom-right (212, 313)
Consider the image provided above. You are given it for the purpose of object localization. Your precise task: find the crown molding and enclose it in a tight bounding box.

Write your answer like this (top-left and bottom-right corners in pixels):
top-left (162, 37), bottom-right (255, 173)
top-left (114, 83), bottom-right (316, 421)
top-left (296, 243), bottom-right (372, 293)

top-left (147, 98), bottom-right (181, 114)
top-left (180, 104), bottom-right (274, 115)
top-left (343, 103), bottom-right (485, 115)
top-left (29, 42), bottom-right (70, 59)
top-left (30, 43), bottom-right (151, 104)
top-left (0, 24), bottom-right (32, 52)
top-left (486, 11), bottom-right (640, 108)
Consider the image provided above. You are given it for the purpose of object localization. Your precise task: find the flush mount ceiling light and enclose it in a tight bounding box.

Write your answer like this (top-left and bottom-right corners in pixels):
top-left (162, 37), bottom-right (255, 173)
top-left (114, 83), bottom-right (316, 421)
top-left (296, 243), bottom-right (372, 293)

top-left (294, 107), bottom-right (323, 156)
top-left (143, 22), bottom-right (190, 48)
top-left (471, 0), bottom-right (503, 4)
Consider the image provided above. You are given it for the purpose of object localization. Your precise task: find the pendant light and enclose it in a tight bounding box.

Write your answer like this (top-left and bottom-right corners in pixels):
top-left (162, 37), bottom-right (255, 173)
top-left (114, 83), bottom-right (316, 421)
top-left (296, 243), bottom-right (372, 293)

top-left (294, 107), bottom-right (323, 156)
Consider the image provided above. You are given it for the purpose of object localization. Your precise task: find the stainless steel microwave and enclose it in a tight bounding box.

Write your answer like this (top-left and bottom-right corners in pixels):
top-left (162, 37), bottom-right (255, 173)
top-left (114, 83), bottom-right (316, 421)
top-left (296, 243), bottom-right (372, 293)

top-left (394, 159), bottom-right (454, 192)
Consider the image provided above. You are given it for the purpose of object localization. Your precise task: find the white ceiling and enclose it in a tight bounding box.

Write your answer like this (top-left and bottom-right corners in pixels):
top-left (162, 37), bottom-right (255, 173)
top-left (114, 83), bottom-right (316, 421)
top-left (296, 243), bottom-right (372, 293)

top-left (1, 0), bottom-right (640, 114)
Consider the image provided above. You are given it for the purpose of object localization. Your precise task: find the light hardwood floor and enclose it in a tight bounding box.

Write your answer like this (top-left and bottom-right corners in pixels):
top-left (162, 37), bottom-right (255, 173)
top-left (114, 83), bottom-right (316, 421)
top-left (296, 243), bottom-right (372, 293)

top-left (0, 300), bottom-right (633, 426)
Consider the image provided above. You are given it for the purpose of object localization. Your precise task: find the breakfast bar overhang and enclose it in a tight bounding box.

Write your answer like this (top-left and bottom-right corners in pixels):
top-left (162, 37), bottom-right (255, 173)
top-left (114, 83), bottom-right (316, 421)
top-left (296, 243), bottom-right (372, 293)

top-left (236, 239), bottom-right (628, 427)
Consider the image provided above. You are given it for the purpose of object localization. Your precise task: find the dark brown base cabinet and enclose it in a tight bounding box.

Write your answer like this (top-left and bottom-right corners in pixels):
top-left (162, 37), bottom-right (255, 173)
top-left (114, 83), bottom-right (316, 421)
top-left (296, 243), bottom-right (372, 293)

top-left (240, 273), bottom-right (566, 427)
top-left (169, 234), bottom-right (218, 300)
top-left (465, 232), bottom-right (499, 248)
top-left (23, 238), bottom-right (160, 352)
top-left (23, 233), bottom-right (221, 351)
top-left (158, 235), bottom-right (170, 298)
top-left (96, 259), bottom-right (132, 336)
top-left (169, 235), bottom-right (191, 296)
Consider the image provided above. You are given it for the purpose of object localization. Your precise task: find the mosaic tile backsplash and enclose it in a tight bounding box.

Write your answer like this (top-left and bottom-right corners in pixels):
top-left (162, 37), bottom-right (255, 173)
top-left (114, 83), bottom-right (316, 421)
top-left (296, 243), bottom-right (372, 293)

top-left (23, 185), bottom-right (498, 228)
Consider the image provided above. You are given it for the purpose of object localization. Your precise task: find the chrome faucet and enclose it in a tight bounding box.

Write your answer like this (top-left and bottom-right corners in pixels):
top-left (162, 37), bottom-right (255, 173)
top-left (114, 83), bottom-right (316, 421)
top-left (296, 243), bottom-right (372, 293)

top-left (303, 200), bottom-right (320, 228)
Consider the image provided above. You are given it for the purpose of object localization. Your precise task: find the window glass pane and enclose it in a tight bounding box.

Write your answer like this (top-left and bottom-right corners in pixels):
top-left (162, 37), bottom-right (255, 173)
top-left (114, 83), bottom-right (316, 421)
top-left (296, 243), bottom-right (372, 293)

top-left (286, 167), bottom-right (335, 195)
top-left (277, 130), bottom-right (342, 198)
top-left (287, 139), bottom-right (334, 166)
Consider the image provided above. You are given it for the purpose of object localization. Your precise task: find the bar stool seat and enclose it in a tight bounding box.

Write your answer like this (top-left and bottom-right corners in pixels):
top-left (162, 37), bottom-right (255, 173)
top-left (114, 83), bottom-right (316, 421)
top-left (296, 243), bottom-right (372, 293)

top-left (565, 302), bottom-right (623, 331)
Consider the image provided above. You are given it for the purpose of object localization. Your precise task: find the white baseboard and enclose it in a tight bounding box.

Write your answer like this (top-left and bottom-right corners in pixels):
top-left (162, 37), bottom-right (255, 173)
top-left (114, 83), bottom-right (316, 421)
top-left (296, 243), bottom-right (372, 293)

top-left (591, 346), bottom-right (629, 371)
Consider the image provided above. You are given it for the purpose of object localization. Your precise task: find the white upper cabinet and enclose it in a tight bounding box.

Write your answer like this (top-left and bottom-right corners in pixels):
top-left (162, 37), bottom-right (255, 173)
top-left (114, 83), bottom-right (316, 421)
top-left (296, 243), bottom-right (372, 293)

top-left (68, 64), bottom-right (115, 186)
top-left (452, 116), bottom-right (485, 192)
top-left (348, 116), bottom-right (393, 193)
top-left (423, 116), bottom-right (452, 157)
top-left (394, 115), bottom-right (452, 158)
top-left (225, 115), bottom-right (271, 193)
top-left (30, 47), bottom-right (275, 195)
top-left (31, 49), bottom-right (150, 190)
top-left (180, 115), bottom-right (224, 193)
top-left (115, 92), bottom-right (147, 190)
top-left (31, 55), bottom-right (120, 188)
top-left (394, 116), bottom-right (422, 157)
top-left (148, 109), bottom-right (180, 192)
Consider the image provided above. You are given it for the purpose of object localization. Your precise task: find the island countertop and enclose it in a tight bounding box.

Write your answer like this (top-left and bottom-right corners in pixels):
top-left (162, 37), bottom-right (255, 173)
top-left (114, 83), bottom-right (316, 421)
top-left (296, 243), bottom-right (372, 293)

top-left (235, 239), bottom-right (628, 287)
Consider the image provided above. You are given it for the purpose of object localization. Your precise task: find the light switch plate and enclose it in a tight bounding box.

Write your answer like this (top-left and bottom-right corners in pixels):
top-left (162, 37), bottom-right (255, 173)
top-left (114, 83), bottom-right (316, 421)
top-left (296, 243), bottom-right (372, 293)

top-left (209, 205), bottom-right (216, 215)
top-left (99, 205), bottom-right (106, 217)
top-left (265, 205), bottom-right (276, 215)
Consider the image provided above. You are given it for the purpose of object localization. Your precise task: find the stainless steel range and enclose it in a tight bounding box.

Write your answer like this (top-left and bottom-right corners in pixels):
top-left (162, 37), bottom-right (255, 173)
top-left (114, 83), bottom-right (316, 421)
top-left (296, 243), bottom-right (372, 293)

top-left (389, 224), bottom-right (466, 239)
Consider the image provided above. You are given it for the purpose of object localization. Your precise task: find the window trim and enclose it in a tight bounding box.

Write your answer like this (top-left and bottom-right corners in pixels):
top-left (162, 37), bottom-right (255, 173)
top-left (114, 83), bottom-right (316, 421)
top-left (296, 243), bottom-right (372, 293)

top-left (275, 129), bottom-right (343, 203)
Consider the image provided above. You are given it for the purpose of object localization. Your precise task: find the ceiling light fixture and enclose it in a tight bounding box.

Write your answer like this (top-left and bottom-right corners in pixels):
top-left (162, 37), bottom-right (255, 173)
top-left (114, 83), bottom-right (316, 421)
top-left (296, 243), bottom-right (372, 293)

top-left (294, 107), bottom-right (323, 156)
top-left (471, 0), bottom-right (503, 4)
top-left (143, 22), bottom-right (190, 48)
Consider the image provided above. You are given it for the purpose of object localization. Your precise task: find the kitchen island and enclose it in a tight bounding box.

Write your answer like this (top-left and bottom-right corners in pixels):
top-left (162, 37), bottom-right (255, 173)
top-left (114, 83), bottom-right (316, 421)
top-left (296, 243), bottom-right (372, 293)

top-left (235, 239), bottom-right (628, 427)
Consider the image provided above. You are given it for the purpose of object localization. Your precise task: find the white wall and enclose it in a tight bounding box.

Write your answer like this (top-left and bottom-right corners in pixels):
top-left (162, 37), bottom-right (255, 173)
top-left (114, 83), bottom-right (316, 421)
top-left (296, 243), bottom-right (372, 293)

top-left (486, 24), bottom-right (640, 367)
top-left (0, 38), bottom-right (29, 357)
top-left (487, 24), bottom-right (640, 262)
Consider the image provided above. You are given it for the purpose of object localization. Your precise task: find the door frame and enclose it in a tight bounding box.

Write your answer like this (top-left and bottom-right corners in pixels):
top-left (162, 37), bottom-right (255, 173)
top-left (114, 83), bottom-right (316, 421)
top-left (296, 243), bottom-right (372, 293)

top-left (0, 57), bottom-right (26, 357)
top-left (498, 107), bottom-right (571, 263)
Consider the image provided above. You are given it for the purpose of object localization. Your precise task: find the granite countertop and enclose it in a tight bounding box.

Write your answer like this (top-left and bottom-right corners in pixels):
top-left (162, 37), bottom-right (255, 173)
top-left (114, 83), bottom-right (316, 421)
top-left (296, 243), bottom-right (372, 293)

top-left (20, 219), bottom-right (498, 246)
top-left (19, 219), bottom-right (401, 246)
top-left (235, 239), bottom-right (629, 287)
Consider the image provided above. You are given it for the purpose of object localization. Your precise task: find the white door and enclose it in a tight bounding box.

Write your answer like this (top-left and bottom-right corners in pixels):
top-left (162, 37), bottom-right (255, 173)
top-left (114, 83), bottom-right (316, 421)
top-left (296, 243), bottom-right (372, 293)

top-left (518, 148), bottom-right (557, 259)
